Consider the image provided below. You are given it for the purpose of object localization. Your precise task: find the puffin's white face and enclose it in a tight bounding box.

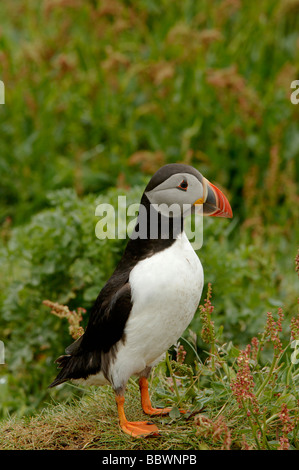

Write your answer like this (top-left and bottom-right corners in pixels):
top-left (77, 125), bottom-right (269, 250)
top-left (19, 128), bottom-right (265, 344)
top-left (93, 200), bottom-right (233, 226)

top-left (145, 173), bottom-right (206, 218)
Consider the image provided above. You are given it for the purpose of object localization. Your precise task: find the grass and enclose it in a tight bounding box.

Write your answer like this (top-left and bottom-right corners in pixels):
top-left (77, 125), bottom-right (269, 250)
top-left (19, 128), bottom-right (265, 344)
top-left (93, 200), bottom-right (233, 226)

top-left (0, 0), bottom-right (298, 225)
top-left (0, 385), bottom-right (209, 451)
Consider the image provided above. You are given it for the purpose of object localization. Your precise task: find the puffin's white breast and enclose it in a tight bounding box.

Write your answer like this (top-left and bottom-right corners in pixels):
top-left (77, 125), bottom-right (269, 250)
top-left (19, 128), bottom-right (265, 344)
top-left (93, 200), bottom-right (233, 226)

top-left (111, 232), bottom-right (204, 388)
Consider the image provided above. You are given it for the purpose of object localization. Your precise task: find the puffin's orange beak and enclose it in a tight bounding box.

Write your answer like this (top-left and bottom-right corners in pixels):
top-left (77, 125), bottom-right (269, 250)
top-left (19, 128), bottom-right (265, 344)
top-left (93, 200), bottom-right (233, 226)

top-left (194, 178), bottom-right (233, 218)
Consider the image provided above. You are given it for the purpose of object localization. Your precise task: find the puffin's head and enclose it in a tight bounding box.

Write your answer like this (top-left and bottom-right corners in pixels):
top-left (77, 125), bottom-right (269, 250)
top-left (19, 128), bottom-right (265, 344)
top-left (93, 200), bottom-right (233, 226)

top-left (144, 163), bottom-right (233, 219)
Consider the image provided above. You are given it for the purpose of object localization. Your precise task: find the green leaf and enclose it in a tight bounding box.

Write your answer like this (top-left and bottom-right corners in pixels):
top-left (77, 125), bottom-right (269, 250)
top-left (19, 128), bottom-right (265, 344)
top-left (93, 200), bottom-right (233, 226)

top-left (169, 406), bottom-right (181, 420)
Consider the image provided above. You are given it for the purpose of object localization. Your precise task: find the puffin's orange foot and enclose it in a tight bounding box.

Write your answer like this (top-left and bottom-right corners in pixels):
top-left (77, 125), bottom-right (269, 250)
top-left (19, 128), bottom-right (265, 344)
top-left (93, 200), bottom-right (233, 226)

top-left (146, 406), bottom-right (188, 416)
top-left (143, 406), bottom-right (173, 416)
top-left (120, 420), bottom-right (160, 438)
top-left (116, 394), bottom-right (160, 438)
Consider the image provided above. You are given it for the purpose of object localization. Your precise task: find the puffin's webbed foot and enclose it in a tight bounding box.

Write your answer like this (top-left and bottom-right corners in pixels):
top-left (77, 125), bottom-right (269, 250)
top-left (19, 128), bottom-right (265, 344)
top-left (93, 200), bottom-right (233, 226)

top-left (120, 419), bottom-right (160, 438)
top-left (115, 395), bottom-right (160, 438)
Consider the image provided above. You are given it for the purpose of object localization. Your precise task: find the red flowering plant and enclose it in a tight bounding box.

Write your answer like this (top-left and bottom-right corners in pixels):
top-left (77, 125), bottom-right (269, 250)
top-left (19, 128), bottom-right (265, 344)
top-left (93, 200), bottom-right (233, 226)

top-left (192, 262), bottom-right (299, 450)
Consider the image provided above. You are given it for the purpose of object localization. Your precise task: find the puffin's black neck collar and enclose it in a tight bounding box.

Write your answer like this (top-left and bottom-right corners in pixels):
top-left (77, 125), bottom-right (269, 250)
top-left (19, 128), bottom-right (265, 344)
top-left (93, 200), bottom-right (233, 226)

top-left (123, 194), bottom-right (184, 262)
top-left (133, 193), bottom-right (183, 240)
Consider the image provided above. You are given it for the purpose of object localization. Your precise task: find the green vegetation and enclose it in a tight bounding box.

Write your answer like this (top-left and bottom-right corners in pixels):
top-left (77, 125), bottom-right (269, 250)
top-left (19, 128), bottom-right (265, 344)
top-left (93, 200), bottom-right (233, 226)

top-left (0, 0), bottom-right (298, 450)
top-left (1, 287), bottom-right (298, 450)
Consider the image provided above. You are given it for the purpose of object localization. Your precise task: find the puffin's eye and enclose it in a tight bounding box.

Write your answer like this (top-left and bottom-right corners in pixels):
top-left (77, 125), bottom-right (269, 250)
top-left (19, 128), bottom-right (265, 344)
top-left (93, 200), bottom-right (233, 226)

top-left (177, 179), bottom-right (188, 191)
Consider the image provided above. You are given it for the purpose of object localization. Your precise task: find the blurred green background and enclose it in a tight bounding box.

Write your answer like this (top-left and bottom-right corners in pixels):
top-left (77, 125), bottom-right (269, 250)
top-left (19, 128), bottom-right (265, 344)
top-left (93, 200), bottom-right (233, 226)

top-left (0, 0), bottom-right (298, 418)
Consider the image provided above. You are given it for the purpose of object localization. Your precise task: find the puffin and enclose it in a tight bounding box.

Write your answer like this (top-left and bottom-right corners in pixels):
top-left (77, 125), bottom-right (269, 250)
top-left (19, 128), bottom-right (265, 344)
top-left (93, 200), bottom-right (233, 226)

top-left (49, 163), bottom-right (232, 438)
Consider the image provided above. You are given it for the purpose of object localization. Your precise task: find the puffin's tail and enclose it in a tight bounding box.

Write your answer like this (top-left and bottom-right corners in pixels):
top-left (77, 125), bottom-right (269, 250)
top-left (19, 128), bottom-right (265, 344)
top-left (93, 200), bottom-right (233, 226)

top-left (48, 354), bottom-right (73, 388)
top-left (49, 335), bottom-right (102, 388)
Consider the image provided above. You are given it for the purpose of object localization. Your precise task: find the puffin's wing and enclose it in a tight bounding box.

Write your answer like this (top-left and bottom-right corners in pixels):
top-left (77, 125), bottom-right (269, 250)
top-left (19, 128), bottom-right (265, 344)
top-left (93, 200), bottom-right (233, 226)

top-left (49, 280), bottom-right (132, 387)
top-left (79, 281), bottom-right (132, 353)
